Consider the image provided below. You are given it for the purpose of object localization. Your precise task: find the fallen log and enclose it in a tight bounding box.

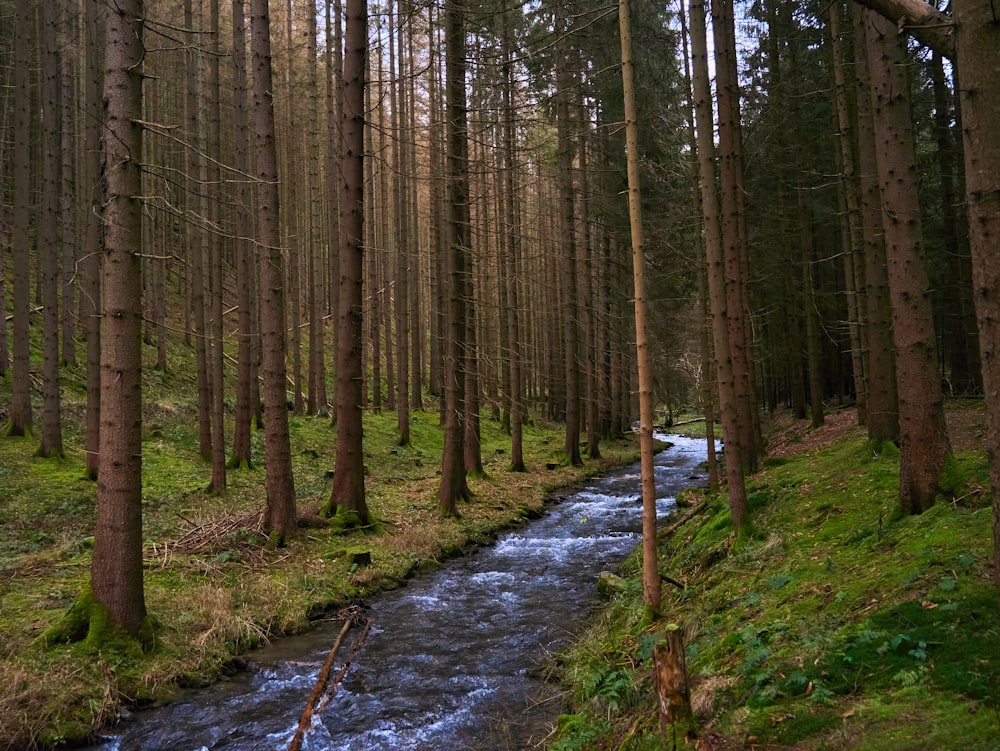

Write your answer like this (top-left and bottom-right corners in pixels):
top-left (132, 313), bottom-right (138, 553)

top-left (286, 619), bottom-right (352, 751)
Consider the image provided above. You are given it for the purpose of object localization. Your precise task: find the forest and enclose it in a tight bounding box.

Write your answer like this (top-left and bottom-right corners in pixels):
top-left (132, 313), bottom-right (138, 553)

top-left (1, 0), bottom-right (998, 748)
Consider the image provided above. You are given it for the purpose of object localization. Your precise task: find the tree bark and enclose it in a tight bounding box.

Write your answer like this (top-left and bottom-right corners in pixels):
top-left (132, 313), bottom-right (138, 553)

top-left (251, 0), bottom-right (298, 542)
top-left (853, 2), bottom-right (899, 445)
top-left (230, 0), bottom-right (254, 470)
top-left (8, 0), bottom-right (33, 438)
top-left (865, 10), bottom-right (951, 514)
top-left (329, 0), bottom-right (371, 525)
top-left (38, 0), bottom-right (63, 458)
top-left (620, 0), bottom-right (660, 616)
top-left (690, 0), bottom-right (749, 534)
top-left (439, 0), bottom-right (473, 515)
top-left (91, 0), bottom-right (148, 638)
top-left (83, 0), bottom-right (105, 479)
top-left (951, 0), bottom-right (1000, 606)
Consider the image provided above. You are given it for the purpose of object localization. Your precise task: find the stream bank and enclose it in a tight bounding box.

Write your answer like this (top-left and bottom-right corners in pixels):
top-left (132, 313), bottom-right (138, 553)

top-left (82, 435), bottom-right (712, 750)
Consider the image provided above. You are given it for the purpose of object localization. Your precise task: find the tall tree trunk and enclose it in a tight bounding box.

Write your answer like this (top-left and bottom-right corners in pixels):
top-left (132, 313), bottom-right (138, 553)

top-left (828, 2), bottom-right (868, 425)
top-left (91, 0), bottom-right (148, 639)
top-left (438, 0), bottom-right (472, 515)
top-left (185, 0), bottom-right (212, 463)
top-left (325, 0), bottom-right (342, 415)
top-left (931, 53), bottom-right (980, 395)
top-left (59, 4), bottom-right (77, 369)
top-left (390, 1), bottom-right (410, 446)
top-left (951, 0), bottom-right (1000, 606)
top-left (8, 0), bottom-right (33, 438)
top-left (555, 10), bottom-right (582, 466)
top-left (711, 0), bottom-right (756, 474)
top-left (329, 0), bottom-right (371, 525)
top-left (620, 0), bottom-right (660, 617)
top-left (501, 1), bottom-right (524, 472)
top-left (307, 0), bottom-right (328, 418)
top-left (38, 0), bottom-right (63, 458)
top-left (690, 0), bottom-right (749, 534)
top-left (852, 2), bottom-right (899, 445)
top-left (205, 0), bottom-right (227, 494)
top-left (865, 10), bottom-right (951, 514)
top-left (230, 0), bottom-right (254, 470)
top-left (83, 0), bottom-right (104, 479)
top-left (251, 0), bottom-right (298, 542)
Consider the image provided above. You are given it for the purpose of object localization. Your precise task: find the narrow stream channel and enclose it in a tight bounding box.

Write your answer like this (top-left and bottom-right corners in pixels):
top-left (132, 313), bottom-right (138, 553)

top-left (87, 434), bottom-right (711, 751)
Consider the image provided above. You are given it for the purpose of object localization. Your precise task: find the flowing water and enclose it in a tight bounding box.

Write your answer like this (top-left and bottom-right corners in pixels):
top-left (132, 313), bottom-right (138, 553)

top-left (87, 434), bottom-right (710, 751)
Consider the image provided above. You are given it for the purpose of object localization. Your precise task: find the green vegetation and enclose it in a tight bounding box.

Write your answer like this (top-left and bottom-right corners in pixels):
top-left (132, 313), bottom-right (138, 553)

top-left (552, 406), bottom-right (1000, 751)
top-left (0, 344), bottom-right (640, 749)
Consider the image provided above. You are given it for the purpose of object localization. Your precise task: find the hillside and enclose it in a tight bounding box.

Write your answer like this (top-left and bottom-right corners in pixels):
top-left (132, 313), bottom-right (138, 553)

top-left (552, 403), bottom-right (999, 751)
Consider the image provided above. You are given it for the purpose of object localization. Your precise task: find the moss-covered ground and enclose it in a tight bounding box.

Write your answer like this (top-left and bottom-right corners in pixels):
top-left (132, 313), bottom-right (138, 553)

top-left (0, 341), bottom-right (641, 749)
top-left (551, 404), bottom-right (1000, 751)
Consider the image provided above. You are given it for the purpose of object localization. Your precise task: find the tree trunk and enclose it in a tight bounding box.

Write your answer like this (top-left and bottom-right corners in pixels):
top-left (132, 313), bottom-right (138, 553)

top-left (501, 2), bottom-right (525, 472)
top-left (230, 0), bottom-right (254, 470)
top-left (852, 2), bottom-right (899, 445)
top-left (951, 0), bottom-right (1000, 606)
top-left (329, 0), bottom-right (371, 525)
top-left (865, 10), bottom-right (951, 514)
top-left (59, 5), bottom-right (77, 369)
top-left (690, 0), bottom-right (749, 534)
top-left (251, 0), bottom-right (298, 542)
top-left (207, 0), bottom-right (227, 495)
top-left (307, 0), bottom-right (328, 418)
top-left (438, 0), bottom-right (472, 515)
top-left (931, 53), bottom-right (980, 395)
top-left (83, 0), bottom-right (104, 480)
top-left (390, 1), bottom-right (410, 447)
top-left (619, 0), bottom-right (660, 617)
top-left (91, 0), bottom-right (148, 639)
top-left (556, 1), bottom-right (582, 468)
top-left (828, 2), bottom-right (868, 425)
top-left (8, 0), bottom-right (33, 438)
top-left (38, 0), bottom-right (63, 458)
top-left (712, 0), bottom-right (757, 474)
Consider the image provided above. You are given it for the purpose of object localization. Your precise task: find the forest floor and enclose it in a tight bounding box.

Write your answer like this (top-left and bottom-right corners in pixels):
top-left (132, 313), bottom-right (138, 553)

top-left (0, 355), bottom-right (646, 750)
top-left (550, 399), bottom-right (999, 751)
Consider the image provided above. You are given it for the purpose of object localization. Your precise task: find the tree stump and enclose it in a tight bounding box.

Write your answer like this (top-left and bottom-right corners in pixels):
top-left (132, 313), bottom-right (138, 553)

top-left (653, 627), bottom-right (694, 747)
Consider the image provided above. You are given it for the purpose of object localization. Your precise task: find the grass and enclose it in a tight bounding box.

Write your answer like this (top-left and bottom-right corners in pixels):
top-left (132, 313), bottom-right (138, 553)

top-left (551, 405), bottom-right (1000, 751)
top-left (0, 337), bottom-right (642, 749)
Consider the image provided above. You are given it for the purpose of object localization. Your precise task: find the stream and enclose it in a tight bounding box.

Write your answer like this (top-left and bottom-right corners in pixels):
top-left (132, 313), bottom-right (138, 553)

top-left (86, 434), bottom-right (711, 751)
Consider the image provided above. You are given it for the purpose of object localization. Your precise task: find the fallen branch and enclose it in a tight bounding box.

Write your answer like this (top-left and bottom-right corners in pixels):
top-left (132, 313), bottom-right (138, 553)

top-left (657, 501), bottom-right (706, 541)
top-left (286, 619), bottom-right (352, 751)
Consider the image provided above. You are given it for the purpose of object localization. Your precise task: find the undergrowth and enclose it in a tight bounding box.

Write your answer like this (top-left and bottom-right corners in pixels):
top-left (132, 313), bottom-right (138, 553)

top-left (553, 406), bottom-right (1000, 751)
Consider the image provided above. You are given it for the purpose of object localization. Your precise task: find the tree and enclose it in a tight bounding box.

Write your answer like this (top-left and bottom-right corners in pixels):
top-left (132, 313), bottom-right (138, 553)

top-left (619, 0), bottom-right (660, 617)
top-left (439, 0), bottom-right (473, 515)
top-left (556, 0), bottom-right (583, 468)
top-left (7, 0), bottom-right (32, 438)
top-left (690, 0), bottom-right (749, 534)
top-left (328, 0), bottom-right (371, 525)
top-left (82, 0), bottom-right (104, 480)
top-left (950, 0), bottom-right (1000, 605)
top-left (90, 0), bottom-right (148, 641)
top-left (864, 10), bottom-right (951, 514)
top-left (230, 0), bottom-right (255, 470)
top-left (37, 0), bottom-right (63, 459)
top-left (852, 0), bottom-right (999, 598)
top-left (251, 0), bottom-right (298, 543)
top-left (206, 0), bottom-right (227, 495)
top-left (851, 3), bottom-right (899, 445)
